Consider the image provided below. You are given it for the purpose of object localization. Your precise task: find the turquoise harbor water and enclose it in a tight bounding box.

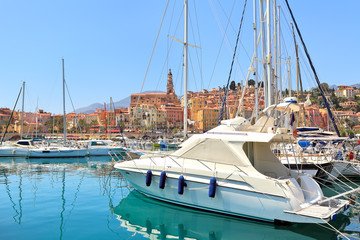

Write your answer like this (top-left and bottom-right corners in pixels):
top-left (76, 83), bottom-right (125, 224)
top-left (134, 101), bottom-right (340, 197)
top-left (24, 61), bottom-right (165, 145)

top-left (1, 157), bottom-right (360, 240)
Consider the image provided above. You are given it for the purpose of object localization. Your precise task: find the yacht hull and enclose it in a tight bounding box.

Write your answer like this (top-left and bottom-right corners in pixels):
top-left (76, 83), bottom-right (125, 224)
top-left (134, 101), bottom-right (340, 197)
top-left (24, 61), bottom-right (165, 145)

top-left (118, 169), bottom-right (345, 224)
top-left (88, 147), bottom-right (125, 156)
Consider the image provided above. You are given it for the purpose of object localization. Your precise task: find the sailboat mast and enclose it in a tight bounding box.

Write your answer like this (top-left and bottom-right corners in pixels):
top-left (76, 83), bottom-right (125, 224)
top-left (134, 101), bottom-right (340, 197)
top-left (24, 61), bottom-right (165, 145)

top-left (259, 0), bottom-right (268, 108)
top-left (288, 57), bottom-right (291, 97)
top-left (21, 81), bottom-right (25, 139)
top-left (104, 103), bottom-right (108, 138)
top-left (35, 98), bottom-right (38, 138)
top-left (183, 0), bottom-right (188, 138)
top-left (253, 0), bottom-right (258, 120)
top-left (266, 0), bottom-right (272, 106)
top-left (273, 0), bottom-right (277, 105)
top-left (277, 5), bottom-right (282, 101)
top-left (109, 97), bottom-right (112, 139)
top-left (62, 58), bottom-right (66, 142)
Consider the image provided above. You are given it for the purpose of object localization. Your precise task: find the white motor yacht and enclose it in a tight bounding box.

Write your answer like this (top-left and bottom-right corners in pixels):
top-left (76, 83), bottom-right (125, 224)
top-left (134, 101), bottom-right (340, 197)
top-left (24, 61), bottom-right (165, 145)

top-left (114, 118), bottom-right (350, 224)
top-left (85, 140), bottom-right (126, 156)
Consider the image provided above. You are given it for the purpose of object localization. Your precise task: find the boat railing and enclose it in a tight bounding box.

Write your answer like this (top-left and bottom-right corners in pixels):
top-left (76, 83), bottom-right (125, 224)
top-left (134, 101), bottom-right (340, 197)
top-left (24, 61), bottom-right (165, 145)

top-left (143, 151), bottom-right (251, 180)
top-left (109, 150), bottom-right (136, 162)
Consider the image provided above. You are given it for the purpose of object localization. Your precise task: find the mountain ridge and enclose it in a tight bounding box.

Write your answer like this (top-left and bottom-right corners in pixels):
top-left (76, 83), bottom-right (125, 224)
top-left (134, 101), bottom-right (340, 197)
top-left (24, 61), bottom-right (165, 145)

top-left (74, 91), bottom-right (164, 114)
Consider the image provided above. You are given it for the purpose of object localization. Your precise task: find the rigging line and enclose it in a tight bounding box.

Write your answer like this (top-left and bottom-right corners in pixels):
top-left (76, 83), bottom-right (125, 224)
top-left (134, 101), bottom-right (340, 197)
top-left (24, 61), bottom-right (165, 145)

top-left (64, 81), bottom-right (83, 136)
top-left (298, 48), bottom-right (340, 129)
top-left (216, 0), bottom-right (252, 62)
top-left (207, 0), bottom-right (237, 90)
top-left (279, 27), bottom-right (290, 63)
top-left (179, 58), bottom-right (184, 96)
top-left (298, 50), bottom-right (317, 89)
top-left (193, 0), bottom-right (204, 89)
top-left (284, 0), bottom-right (340, 137)
top-left (208, 0), bottom-right (247, 81)
top-left (188, 10), bottom-right (204, 90)
top-left (132, 0), bottom-right (170, 125)
top-left (156, 0), bottom-right (179, 91)
top-left (188, 54), bottom-right (199, 92)
top-left (1, 85), bottom-right (22, 144)
top-left (174, 53), bottom-right (183, 91)
top-left (278, 5), bottom-right (297, 43)
top-left (155, 57), bottom-right (167, 91)
top-left (166, 0), bottom-right (177, 60)
top-left (218, 0), bottom-right (248, 124)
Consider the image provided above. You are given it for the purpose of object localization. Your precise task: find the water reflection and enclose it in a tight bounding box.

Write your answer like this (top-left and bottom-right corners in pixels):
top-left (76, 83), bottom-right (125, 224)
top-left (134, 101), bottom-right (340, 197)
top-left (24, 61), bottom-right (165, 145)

top-left (0, 156), bottom-right (126, 240)
top-left (0, 157), bottom-right (357, 240)
top-left (113, 191), bottom-right (350, 240)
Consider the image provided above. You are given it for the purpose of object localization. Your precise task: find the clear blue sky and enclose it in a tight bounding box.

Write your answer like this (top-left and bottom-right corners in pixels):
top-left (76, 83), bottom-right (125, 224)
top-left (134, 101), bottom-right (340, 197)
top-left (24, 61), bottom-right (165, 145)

top-left (0, 0), bottom-right (359, 114)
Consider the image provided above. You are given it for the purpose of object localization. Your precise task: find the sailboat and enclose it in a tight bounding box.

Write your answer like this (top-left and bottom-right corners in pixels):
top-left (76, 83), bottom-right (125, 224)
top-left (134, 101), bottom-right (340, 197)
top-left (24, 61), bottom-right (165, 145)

top-left (28, 59), bottom-right (87, 158)
top-left (0, 83), bottom-right (29, 157)
top-left (0, 142), bottom-right (29, 157)
top-left (249, 98), bottom-right (344, 182)
top-left (114, 1), bottom-right (353, 224)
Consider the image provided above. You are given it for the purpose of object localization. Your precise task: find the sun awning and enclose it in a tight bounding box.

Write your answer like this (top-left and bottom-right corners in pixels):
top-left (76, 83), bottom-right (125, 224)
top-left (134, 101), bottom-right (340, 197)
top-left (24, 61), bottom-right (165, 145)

top-left (263, 102), bottom-right (300, 113)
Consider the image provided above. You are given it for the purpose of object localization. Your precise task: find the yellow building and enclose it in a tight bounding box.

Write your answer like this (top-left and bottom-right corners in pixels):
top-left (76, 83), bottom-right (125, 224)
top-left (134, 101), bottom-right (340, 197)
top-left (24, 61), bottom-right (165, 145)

top-left (188, 97), bottom-right (205, 122)
top-left (197, 108), bottom-right (219, 132)
top-left (85, 113), bottom-right (100, 125)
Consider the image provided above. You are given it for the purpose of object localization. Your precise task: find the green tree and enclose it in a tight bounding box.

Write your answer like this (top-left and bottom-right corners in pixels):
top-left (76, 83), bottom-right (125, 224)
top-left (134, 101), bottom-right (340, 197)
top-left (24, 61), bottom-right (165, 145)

top-left (90, 120), bottom-right (99, 126)
top-left (344, 119), bottom-right (356, 128)
top-left (248, 79), bottom-right (255, 86)
top-left (330, 92), bottom-right (339, 109)
top-left (229, 81), bottom-right (236, 90)
top-left (319, 82), bottom-right (329, 92)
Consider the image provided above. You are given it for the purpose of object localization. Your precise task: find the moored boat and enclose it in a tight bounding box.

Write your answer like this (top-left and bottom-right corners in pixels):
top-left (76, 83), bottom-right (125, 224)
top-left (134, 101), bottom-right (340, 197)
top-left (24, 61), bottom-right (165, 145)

top-left (115, 119), bottom-right (350, 224)
top-left (84, 139), bottom-right (126, 156)
top-left (0, 142), bottom-right (29, 157)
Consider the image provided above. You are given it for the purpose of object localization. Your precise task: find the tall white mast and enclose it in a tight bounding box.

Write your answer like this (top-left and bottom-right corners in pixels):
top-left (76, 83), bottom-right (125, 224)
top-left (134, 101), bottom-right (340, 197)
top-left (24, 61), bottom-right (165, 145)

top-left (20, 81), bottom-right (25, 139)
top-left (266, 0), bottom-right (272, 106)
top-left (183, 0), bottom-right (188, 138)
top-left (273, 0), bottom-right (277, 104)
top-left (259, 0), bottom-right (268, 108)
top-left (52, 115), bottom-right (55, 137)
top-left (35, 98), bottom-right (38, 138)
top-left (277, 5), bottom-right (282, 101)
top-left (62, 58), bottom-right (66, 142)
top-left (253, 0), bottom-right (259, 120)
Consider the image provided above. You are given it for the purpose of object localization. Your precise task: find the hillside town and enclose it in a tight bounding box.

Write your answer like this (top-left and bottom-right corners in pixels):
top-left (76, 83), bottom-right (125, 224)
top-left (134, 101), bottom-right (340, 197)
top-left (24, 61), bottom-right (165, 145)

top-left (1, 69), bottom-right (360, 139)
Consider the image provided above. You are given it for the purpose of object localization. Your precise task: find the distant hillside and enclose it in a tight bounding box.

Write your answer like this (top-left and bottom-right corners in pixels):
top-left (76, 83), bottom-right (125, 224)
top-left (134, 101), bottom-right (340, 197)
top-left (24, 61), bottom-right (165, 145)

top-left (328, 84), bottom-right (360, 90)
top-left (75, 91), bottom-right (164, 114)
top-left (351, 83), bottom-right (360, 89)
top-left (310, 83), bottom-right (360, 91)
top-left (329, 84), bottom-right (337, 90)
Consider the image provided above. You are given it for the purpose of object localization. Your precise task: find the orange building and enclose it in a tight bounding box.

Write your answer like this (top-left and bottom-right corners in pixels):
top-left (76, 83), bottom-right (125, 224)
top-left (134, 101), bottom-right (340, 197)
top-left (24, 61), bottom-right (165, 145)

top-left (305, 107), bottom-right (323, 128)
top-left (162, 104), bottom-right (183, 128)
top-left (130, 69), bottom-right (180, 108)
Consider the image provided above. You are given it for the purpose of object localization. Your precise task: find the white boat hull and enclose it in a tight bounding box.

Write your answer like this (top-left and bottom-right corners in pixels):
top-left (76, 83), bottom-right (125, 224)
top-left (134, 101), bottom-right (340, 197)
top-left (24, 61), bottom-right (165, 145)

top-left (119, 168), bottom-right (346, 224)
top-left (0, 147), bottom-right (29, 157)
top-left (88, 147), bottom-right (125, 156)
top-left (280, 157), bottom-right (340, 181)
top-left (332, 160), bottom-right (360, 177)
top-left (29, 148), bottom-right (87, 158)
